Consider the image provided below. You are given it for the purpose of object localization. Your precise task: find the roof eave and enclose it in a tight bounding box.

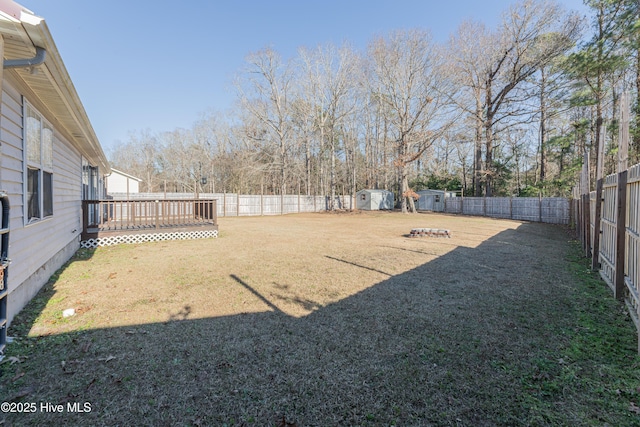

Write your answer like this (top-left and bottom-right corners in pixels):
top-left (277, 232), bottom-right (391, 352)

top-left (1, 4), bottom-right (111, 174)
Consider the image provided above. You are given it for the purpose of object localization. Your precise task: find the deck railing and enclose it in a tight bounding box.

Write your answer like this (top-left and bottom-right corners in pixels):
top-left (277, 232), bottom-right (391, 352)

top-left (82, 199), bottom-right (217, 240)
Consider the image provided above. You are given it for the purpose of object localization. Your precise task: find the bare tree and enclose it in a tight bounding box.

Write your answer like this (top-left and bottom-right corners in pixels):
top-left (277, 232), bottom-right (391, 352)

top-left (448, 0), bottom-right (581, 196)
top-left (298, 43), bottom-right (361, 209)
top-left (109, 129), bottom-right (162, 192)
top-left (368, 29), bottom-right (451, 213)
top-left (448, 20), bottom-right (496, 196)
top-left (482, 0), bottom-right (581, 196)
top-left (236, 48), bottom-right (295, 196)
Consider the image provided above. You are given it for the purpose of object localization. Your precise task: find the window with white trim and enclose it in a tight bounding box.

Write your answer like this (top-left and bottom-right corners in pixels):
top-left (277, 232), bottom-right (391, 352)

top-left (25, 103), bottom-right (54, 223)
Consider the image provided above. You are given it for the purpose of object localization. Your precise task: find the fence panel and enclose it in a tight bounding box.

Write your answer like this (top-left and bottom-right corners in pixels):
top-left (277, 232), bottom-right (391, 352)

top-left (298, 196), bottom-right (318, 212)
top-left (600, 174), bottom-right (618, 289)
top-left (445, 197), bottom-right (462, 213)
top-left (282, 195), bottom-right (297, 214)
top-left (461, 197), bottom-right (485, 216)
top-left (627, 164), bottom-right (640, 326)
top-left (485, 198), bottom-right (511, 219)
top-left (238, 195), bottom-right (261, 216)
top-left (439, 196), bottom-right (569, 224)
top-left (512, 198), bottom-right (540, 222)
top-left (541, 198), bottom-right (570, 224)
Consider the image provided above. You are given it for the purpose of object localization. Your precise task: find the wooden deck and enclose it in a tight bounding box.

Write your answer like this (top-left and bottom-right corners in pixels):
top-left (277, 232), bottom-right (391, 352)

top-left (82, 199), bottom-right (218, 241)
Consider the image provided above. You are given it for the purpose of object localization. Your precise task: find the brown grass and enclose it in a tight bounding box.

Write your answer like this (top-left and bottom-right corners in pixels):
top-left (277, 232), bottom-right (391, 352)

top-left (1, 211), bottom-right (638, 426)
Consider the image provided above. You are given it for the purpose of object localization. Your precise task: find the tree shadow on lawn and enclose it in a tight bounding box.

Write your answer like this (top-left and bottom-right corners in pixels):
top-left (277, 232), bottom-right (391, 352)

top-left (0, 223), bottom-right (631, 426)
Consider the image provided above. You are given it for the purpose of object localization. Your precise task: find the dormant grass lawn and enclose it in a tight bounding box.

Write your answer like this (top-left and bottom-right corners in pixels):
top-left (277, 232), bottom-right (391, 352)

top-left (1, 211), bottom-right (639, 426)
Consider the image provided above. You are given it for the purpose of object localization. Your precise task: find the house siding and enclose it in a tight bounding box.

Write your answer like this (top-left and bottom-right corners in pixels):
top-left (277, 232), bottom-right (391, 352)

top-left (1, 77), bottom-right (83, 324)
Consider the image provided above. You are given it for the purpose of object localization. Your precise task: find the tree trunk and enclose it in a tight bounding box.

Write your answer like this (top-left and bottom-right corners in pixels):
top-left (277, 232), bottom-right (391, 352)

top-left (539, 68), bottom-right (547, 184)
top-left (305, 139), bottom-right (311, 195)
top-left (400, 165), bottom-right (415, 214)
top-left (473, 97), bottom-right (483, 196)
top-left (330, 133), bottom-right (336, 210)
top-left (485, 111), bottom-right (494, 197)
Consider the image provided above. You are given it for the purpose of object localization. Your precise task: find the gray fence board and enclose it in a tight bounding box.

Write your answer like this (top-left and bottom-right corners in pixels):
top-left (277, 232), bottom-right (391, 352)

top-left (110, 193), bottom-right (354, 217)
top-left (434, 196), bottom-right (570, 224)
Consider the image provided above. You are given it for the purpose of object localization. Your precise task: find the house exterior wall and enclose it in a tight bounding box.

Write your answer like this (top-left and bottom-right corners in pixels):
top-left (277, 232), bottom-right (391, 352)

top-left (2, 76), bottom-right (85, 324)
top-left (107, 171), bottom-right (140, 194)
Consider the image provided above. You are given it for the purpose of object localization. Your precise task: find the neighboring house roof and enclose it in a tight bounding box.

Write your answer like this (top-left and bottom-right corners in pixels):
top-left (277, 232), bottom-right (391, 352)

top-left (109, 168), bottom-right (142, 182)
top-left (0, 0), bottom-right (110, 173)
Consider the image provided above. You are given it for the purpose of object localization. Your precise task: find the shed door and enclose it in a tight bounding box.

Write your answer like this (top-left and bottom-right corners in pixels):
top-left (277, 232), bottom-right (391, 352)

top-left (423, 195), bottom-right (435, 211)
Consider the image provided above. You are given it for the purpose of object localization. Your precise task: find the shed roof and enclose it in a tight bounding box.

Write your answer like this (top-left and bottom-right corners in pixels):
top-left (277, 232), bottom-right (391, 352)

top-left (0, 1), bottom-right (110, 173)
top-left (357, 189), bottom-right (392, 194)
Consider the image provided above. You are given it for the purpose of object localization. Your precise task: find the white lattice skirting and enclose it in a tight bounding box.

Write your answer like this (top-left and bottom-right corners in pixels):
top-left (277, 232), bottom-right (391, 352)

top-left (81, 230), bottom-right (218, 249)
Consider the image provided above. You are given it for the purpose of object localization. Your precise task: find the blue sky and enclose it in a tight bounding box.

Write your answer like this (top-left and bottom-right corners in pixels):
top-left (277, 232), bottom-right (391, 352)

top-left (21, 0), bottom-right (590, 155)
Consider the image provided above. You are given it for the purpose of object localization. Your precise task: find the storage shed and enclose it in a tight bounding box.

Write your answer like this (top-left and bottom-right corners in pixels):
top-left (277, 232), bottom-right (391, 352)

top-left (356, 189), bottom-right (394, 210)
top-left (416, 189), bottom-right (456, 212)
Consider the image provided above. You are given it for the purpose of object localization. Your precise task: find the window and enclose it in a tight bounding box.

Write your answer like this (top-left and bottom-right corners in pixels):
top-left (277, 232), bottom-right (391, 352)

top-left (82, 158), bottom-right (99, 200)
top-left (25, 103), bottom-right (54, 223)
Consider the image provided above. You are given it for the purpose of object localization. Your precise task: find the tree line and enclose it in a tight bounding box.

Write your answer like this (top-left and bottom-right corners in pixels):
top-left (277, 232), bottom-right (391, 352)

top-left (109, 0), bottom-right (640, 212)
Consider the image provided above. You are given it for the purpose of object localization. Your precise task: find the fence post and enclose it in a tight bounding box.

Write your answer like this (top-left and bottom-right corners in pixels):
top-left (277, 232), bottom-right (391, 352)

top-left (584, 194), bottom-right (591, 257)
top-left (508, 197), bottom-right (511, 220)
top-left (538, 193), bottom-right (542, 223)
top-left (237, 193), bottom-right (240, 217)
top-left (592, 125), bottom-right (606, 270)
top-left (581, 151), bottom-right (591, 256)
top-left (614, 93), bottom-right (630, 300)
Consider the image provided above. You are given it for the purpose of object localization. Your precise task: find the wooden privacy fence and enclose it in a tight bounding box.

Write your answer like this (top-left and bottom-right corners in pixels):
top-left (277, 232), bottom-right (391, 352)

top-left (576, 163), bottom-right (640, 348)
top-left (441, 196), bottom-right (570, 224)
top-left (573, 92), bottom-right (640, 351)
top-left (112, 192), bottom-right (571, 224)
top-left (109, 193), bottom-right (354, 216)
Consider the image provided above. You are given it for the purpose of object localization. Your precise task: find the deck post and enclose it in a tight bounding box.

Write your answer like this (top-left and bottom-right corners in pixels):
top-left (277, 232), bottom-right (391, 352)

top-left (81, 200), bottom-right (89, 240)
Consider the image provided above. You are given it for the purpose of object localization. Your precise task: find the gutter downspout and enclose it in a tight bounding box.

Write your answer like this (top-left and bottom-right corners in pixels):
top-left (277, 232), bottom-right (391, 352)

top-left (3, 46), bottom-right (46, 69)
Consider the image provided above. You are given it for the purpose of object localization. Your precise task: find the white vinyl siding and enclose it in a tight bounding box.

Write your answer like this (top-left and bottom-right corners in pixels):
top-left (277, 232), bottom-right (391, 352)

top-left (1, 78), bottom-right (83, 314)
